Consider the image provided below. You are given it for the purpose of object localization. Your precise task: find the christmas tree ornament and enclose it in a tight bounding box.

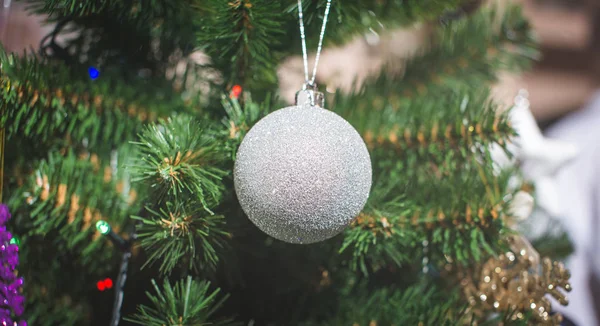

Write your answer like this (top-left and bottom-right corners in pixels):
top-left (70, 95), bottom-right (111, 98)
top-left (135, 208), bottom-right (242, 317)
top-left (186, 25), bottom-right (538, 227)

top-left (0, 204), bottom-right (26, 326)
top-left (459, 235), bottom-right (570, 326)
top-left (234, 0), bottom-right (372, 244)
top-left (234, 96), bottom-right (372, 244)
top-left (491, 90), bottom-right (578, 218)
top-left (507, 190), bottom-right (534, 222)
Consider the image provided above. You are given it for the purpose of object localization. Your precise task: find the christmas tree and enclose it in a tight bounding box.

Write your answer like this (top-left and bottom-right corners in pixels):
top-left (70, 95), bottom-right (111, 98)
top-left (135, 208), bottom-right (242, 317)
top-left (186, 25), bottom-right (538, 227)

top-left (0, 0), bottom-right (573, 325)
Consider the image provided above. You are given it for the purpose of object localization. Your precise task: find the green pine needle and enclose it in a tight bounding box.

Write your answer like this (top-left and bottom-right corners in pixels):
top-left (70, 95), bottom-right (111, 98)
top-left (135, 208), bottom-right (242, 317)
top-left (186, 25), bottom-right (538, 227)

top-left (131, 115), bottom-right (228, 212)
top-left (0, 46), bottom-right (189, 148)
top-left (9, 150), bottom-right (137, 270)
top-left (197, 0), bottom-right (286, 90)
top-left (125, 276), bottom-right (236, 326)
top-left (305, 280), bottom-right (466, 325)
top-left (341, 145), bottom-right (514, 272)
top-left (133, 202), bottom-right (230, 275)
top-left (21, 0), bottom-right (167, 18)
top-left (220, 93), bottom-right (275, 148)
top-left (286, 0), bottom-right (467, 47)
top-left (332, 4), bottom-right (537, 132)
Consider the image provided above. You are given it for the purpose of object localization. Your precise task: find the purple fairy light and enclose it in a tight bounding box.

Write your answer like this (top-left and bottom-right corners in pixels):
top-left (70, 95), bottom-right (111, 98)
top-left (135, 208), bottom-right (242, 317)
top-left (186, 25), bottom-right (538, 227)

top-left (0, 204), bottom-right (26, 326)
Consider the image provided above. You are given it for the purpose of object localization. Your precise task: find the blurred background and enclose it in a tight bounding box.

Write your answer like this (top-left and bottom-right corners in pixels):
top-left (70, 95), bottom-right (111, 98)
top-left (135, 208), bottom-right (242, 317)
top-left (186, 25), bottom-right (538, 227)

top-left (2, 0), bottom-right (600, 324)
top-left (506, 0), bottom-right (600, 125)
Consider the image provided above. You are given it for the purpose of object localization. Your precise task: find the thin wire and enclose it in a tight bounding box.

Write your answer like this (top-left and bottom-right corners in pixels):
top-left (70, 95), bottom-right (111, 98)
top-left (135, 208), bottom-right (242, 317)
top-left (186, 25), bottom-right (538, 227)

top-left (297, 0), bottom-right (333, 87)
top-left (109, 224), bottom-right (137, 326)
top-left (297, 0), bottom-right (309, 85)
top-left (110, 250), bottom-right (131, 326)
top-left (310, 0), bottom-right (332, 86)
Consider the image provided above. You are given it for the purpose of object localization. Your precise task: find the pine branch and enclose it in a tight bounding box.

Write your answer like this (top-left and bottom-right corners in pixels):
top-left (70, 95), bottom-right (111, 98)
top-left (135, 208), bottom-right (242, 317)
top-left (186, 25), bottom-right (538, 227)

top-left (0, 47), bottom-right (190, 148)
top-left (340, 211), bottom-right (416, 275)
top-left (331, 4), bottom-right (536, 128)
top-left (342, 201), bottom-right (506, 274)
top-left (284, 0), bottom-right (469, 48)
top-left (18, 229), bottom-right (112, 325)
top-left (365, 113), bottom-right (511, 153)
top-left (336, 89), bottom-right (513, 159)
top-left (335, 87), bottom-right (515, 201)
top-left (125, 276), bottom-right (236, 326)
top-left (220, 93), bottom-right (276, 153)
top-left (61, 6), bottom-right (197, 75)
top-left (25, 293), bottom-right (89, 326)
top-left (420, 4), bottom-right (536, 83)
top-left (197, 0), bottom-right (286, 91)
top-left (531, 232), bottom-right (574, 261)
top-left (21, 0), bottom-right (185, 22)
top-left (9, 150), bottom-right (138, 269)
top-left (304, 280), bottom-right (465, 325)
top-left (341, 158), bottom-right (517, 273)
top-left (195, 0), bottom-right (473, 93)
top-left (133, 202), bottom-right (230, 275)
top-left (130, 115), bottom-right (228, 212)
top-left (22, 0), bottom-right (122, 17)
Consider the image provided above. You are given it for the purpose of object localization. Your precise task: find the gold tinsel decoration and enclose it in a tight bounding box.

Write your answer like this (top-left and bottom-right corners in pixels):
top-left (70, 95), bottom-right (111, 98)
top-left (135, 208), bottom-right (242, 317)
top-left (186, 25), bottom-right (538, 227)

top-left (459, 236), bottom-right (571, 325)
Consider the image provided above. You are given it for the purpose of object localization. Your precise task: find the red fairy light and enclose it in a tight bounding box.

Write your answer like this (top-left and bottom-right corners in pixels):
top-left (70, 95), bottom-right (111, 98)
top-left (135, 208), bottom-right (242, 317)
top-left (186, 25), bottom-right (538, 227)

top-left (97, 278), bottom-right (113, 291)
top-left (230, 85), bottom-right (242, 99)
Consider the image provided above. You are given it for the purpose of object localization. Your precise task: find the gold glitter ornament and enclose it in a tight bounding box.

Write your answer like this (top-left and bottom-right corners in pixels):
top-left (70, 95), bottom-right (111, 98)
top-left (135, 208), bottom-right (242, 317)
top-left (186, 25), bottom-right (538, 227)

top-left (459, 236), bottom-right (571, 325)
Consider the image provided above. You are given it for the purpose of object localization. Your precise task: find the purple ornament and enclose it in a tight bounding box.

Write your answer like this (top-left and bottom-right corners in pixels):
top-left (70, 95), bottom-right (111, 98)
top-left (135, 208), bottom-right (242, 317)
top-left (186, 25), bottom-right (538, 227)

top-left (0, 204), bottom-right (25, 326)
top-left (0, 317), bottom-right (13, 326)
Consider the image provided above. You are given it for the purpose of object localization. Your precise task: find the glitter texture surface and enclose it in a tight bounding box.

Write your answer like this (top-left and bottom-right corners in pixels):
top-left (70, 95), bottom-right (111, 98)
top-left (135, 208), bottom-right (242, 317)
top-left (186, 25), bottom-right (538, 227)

top-left (234, 105), bottom-right (372, 244)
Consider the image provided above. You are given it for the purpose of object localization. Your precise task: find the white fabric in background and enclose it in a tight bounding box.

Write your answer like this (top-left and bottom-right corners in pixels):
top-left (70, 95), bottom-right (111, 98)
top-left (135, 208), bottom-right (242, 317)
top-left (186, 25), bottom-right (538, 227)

top-left (544, 91), bottom-right (600, 326)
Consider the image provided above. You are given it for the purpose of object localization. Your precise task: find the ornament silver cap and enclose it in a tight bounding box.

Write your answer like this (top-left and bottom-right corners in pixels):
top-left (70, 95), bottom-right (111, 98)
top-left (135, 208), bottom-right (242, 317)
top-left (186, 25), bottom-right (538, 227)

top-left (295, 84), bottom-right (325, 108)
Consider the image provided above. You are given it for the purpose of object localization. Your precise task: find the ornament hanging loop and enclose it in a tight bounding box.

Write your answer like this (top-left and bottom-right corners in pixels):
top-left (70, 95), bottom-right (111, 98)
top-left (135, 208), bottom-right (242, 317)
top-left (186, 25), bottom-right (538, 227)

top-left (296, 83), bottom-right (324, 108)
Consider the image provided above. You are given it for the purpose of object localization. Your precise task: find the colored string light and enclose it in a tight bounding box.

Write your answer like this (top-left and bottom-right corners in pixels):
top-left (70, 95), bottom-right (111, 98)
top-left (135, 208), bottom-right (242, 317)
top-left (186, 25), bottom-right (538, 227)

top-left (96, 220), bottom-right (111, 235)
top-left (9, 237), bottom-right (19, 246)
top-left (96, 278), bottom-right (113, 291)
top-left (88, 67), bottom-right (100, 80)
top-left (230, 85), bottom-right (242, 99)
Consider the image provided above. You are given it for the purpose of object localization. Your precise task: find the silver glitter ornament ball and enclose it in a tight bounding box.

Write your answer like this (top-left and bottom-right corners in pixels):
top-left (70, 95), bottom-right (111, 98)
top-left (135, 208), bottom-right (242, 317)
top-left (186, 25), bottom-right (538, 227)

top-left (234, 96), bottom-right (372, 244)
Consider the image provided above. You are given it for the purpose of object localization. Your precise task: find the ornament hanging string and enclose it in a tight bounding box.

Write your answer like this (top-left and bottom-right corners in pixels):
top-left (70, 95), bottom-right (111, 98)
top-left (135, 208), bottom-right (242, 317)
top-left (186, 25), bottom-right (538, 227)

top-left (297, 0), bottom-right (332, 88)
